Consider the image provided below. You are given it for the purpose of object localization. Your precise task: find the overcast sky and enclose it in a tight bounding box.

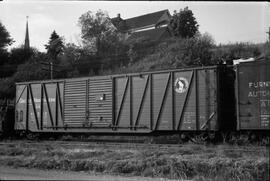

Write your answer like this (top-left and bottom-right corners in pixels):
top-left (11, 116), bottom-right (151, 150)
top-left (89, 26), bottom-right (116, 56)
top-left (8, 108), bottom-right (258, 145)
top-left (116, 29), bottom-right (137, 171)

top-left (0, 1), bottom-right (269, 52)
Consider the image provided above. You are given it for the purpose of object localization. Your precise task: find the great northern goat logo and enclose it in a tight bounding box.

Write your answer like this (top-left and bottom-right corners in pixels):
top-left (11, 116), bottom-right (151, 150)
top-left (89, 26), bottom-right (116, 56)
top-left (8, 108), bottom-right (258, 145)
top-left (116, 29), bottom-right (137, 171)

top-left (174, 77), bottom-right (189, 93)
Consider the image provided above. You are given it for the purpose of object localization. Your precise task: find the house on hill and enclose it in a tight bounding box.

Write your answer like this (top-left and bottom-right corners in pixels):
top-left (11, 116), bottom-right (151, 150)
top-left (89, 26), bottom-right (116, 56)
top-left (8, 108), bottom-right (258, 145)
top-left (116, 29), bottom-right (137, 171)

top-left (111, 9), bottom-right (172, 43)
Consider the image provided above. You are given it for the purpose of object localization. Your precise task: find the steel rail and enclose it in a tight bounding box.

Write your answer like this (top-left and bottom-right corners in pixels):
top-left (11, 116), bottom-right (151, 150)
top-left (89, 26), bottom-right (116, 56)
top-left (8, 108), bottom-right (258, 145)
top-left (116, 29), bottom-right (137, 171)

top-left (0, 141), bottom-right (268, 152)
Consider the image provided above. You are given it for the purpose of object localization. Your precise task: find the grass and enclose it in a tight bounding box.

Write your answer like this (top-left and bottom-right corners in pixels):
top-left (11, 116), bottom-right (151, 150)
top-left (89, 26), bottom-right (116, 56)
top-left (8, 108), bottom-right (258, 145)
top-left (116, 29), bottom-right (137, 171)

top-left (0, 141), bottom-right (269, 181)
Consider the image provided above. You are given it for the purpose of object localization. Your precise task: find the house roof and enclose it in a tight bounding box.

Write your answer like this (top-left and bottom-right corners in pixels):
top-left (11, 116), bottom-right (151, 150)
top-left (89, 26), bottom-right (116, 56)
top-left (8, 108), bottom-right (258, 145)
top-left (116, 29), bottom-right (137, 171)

top-left (111, 9), bottom-right (170, 32)
top-left (126, 26), bottom-right (171, 43)
top-left (125, 9), bottom-right (169, 30)
top-left (110, 17), bottom-right (123, 28)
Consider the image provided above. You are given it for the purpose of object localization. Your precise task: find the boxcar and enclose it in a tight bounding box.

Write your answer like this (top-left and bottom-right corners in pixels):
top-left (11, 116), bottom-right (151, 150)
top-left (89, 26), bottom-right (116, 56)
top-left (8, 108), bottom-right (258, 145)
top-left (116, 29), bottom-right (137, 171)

top-left (235, 60), bottom-right (270, 130)
top-left (14, 65), bottom-right (235, 134)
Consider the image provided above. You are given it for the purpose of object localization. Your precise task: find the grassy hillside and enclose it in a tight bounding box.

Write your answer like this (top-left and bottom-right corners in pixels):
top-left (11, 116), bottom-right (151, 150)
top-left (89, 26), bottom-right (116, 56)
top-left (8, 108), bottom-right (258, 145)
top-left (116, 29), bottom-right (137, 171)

top-left (100, 37), bottom-right (269, 76)
top-left (0, 37), bottom-right (269, 99)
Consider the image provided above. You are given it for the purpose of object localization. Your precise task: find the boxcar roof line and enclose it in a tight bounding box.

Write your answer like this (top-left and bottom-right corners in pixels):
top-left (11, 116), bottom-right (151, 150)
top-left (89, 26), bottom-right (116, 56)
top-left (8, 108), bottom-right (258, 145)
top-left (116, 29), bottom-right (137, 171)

top-left (16, 65), bottom-right (219, 85)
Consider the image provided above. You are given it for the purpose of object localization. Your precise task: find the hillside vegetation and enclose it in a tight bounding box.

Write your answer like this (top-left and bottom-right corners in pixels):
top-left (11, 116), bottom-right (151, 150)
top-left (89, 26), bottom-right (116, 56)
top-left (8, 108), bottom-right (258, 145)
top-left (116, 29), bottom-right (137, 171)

top-left (101, 36), bottom-right (268, 75)
top-left (0, 35), bottom-right (269, 99)
top-left (0, 8), bottom-right (269, 99)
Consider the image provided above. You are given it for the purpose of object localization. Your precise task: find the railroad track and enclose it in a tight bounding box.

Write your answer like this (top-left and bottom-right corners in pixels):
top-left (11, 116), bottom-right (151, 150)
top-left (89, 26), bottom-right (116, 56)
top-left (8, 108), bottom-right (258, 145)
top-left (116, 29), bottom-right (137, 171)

top-left (0, 140), bottom-right (268, 153)
top-left (0, 140), bottom-right (184, 150)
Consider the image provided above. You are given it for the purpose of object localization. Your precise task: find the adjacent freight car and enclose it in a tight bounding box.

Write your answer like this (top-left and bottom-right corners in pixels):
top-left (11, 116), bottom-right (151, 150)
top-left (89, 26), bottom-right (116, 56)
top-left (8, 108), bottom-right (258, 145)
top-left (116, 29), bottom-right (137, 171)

top-left (235, 60), bottom-right (270, 131)
top-left (14, 65), bottom-right (235, 134)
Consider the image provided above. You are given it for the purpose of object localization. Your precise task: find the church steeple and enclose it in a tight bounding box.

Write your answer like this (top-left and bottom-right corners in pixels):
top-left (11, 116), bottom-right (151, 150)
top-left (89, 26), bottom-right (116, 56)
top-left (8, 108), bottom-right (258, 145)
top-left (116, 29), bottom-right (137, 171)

top-left (24, 16), bottom-right (30, 50)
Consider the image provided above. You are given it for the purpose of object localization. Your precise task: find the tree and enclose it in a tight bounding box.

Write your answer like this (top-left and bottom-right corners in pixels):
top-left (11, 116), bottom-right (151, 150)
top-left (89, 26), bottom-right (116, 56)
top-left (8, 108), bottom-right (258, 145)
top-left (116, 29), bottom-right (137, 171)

top-left (78, 9), bottom-right (128, 73)
top-left (211, 42), bottom-right (262, 64)
top-left (0, 21), bottom-right (13, 51)
top-left (181, 33), bottom-right (216, 66)
top-left (263, 42), bottom-right (270, 59)
top-left (0, 46), bottom-right (39, 78)
top-left (169, 7), bottom-right (199, 38)
top-left (13, 52), bottom-right (49, 82)
top-left (59, 43), bottom-right (109, 77)
top-left (0, 77), bottom-right (16, 99)
top-left (45, 30), bottom-right (64, 63)
top-left (9, 45), bottom-right (37, 65)
top-left (78, 9), bottom-right (121, 56)
top-left (0, 51), bottom-right (48, 99)
top-left (58, 43), bottom-right (86, 78)
top-left (0, 21), bottom-right (13, 65)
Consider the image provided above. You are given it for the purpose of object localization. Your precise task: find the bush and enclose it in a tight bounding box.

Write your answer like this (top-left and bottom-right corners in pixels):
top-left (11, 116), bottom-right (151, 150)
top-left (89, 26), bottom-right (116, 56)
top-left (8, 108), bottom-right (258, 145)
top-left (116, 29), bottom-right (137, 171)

top-left (212, 42), bottom-right (262, 64)
top-left (0, 77), bottom-right (15, 99)
top-left (104, 33), bottom-right (217, 75)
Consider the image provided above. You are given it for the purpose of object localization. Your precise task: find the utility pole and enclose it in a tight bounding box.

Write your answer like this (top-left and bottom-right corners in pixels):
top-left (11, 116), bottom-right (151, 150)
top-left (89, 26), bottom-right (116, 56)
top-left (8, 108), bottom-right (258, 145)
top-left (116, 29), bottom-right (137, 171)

top-left (50, 62), bottom-right (53, 80)
top-left (267, 27), bottom-right (270, 42)
top-left (41, 61), bottom-right (58, 80)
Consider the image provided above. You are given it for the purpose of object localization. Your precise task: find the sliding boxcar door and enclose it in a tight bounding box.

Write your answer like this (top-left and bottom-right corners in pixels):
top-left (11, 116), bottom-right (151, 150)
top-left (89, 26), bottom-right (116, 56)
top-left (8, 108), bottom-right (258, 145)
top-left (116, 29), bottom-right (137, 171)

top-left (64, 80), bottom-right (87, 127)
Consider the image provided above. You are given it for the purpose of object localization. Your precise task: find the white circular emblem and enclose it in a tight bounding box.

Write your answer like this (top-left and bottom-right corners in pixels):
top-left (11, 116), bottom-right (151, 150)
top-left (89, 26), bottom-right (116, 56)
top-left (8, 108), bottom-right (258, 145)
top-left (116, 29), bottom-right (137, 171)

top-left (174, 77), bottom-right (189, 93)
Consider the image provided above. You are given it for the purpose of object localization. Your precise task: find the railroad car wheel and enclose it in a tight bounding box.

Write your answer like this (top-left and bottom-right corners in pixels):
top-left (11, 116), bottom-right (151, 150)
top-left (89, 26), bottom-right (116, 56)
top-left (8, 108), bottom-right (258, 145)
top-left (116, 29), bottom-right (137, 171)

top-left (18, 131), bottom-right (27, 138)
top-left (249, 133), bottom-right (257, 142)
top-left (207, 131), bottom-right (220, 143)
top-left (261, 136), bottom-right (270, 146)
top-left (26, 132), bottom-right (40, 141)
top-left (180, 133), bottom-right (189, 142)
top-left (189, 133), bottom-right (208, 144)
top-left (221, 132), bottom-right (230, 143)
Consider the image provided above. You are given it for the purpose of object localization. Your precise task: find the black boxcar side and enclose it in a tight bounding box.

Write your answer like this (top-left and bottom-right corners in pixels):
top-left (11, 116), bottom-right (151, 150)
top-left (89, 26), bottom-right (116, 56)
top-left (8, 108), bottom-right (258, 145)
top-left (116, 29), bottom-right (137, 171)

top-left (14, 65), bottom-right (235, 134)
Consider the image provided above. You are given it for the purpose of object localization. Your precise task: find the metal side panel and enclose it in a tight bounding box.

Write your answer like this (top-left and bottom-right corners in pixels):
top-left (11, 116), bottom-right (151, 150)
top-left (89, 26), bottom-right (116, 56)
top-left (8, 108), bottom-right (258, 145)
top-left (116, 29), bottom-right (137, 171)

top-left (131, 75), bottom-right (150, 130)
top-left (113, 74), bottom-right (152, 132)
top-left (28, 84), bottom-right (41, 131)
top-left (88, 77), bottom-right (112, 126)
top-left (174, 70), bottom-right (195, 131)
top-left (57, 82), bottom-right (64, 128)
top-left (41, 83), bottom-right (56, 130)
top-left (37, 82), bottom-right (64, 130)
top-left (15, 84), bottom-right (27, 130)
top-left (64, 79), bottom-right (87, 126)
top-left (200, 68), bottom-right (217, 131)
top-left (174, 68), bottom-right (218, 131)
top-left (209, 69), bottom-right (218, 130)
top-left (14, 82), bottom-right (65, 132)
top-left (114, 76), bottom-right (131, 129)
top-left (152, 72), bottom-right (172, 130)
top-left (112, 67), bottom-right (219, 132)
